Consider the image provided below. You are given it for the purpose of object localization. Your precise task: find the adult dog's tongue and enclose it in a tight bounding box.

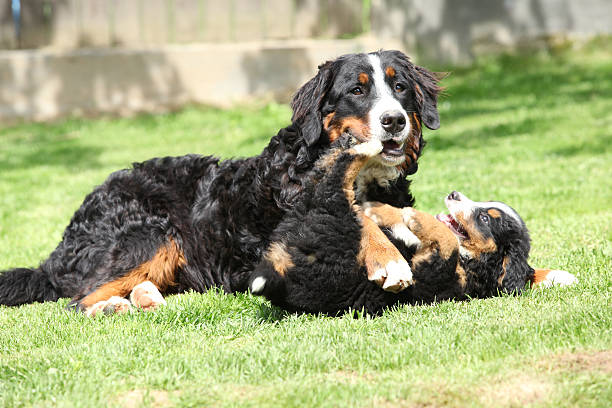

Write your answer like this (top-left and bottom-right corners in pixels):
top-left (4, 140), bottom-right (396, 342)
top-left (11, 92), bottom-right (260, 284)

top-left (382, 140), bottom-right (403, 157)
top-left (436, 214), bottom-right (468, 239)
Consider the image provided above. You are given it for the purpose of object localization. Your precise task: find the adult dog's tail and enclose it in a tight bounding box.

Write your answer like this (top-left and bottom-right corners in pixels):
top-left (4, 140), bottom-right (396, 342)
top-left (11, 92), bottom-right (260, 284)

top-left (0, 267), bottom-right (60, 306)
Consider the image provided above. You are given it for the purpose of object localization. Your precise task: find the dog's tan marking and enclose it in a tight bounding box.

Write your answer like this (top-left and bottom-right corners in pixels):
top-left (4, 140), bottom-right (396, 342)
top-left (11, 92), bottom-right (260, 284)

top-left (358, 72), bottom-right (369, 84)
top-left (398, 115), bottom-right (422, 173)
top-left (358, 214), bottom-right (411, 291)
top-left (531, 268), bottom-right (553, 286)
top-left (412, 112), bottom-right (421, 132)
top-left (499, 256), bottom-right (510, 286)
top-left (327, 116), bottom-right (371, 144)
top-left (362, 202), bottom-right (404, 226)
top-left (456, 264), bottom-right (467, 288)
top-left (324, 112), bottom-right (336, 138)
top-left (531, 268), bottom-right (578, 287)
top-left (488, 209), bottom-right (502, 218)
top-left (407, 209), bottom-right (458, 262)
top-left (454, 213), bottom-right (497, 257)
top-left (339, 142), bottom-right (383, 205)
top-left (79, 239), bottom-right (185, 308)
top-left (385, 66), bottom-right (396, 78)
top-left (365, 204), bottom-right (457, 262)
top-left (264, 242), bottom-right (294, 277)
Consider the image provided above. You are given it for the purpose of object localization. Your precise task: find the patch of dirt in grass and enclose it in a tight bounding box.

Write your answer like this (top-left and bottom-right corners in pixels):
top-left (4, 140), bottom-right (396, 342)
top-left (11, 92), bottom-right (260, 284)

top-left (544, 350), bottom-right (612, 374)
top-left (479, 375), bottom-right (551, 407)
top-left (116, 389), bottom-right (172, 408)
top-left (372, 375), bottom-right (551, 408)
top-left (327, 370), bottom-right (375, 385)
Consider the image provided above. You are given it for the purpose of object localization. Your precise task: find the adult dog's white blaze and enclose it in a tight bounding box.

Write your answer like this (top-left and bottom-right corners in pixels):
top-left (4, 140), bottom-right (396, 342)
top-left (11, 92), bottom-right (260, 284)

top-left (366, 54), bottom-right (410, 143)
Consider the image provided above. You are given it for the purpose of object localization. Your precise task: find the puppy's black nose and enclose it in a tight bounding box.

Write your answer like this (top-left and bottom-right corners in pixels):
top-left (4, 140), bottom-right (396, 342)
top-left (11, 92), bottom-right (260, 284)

top-left (448, 191), bottom-right (461, 201)
top-left (380, 111), bottom-right (406, 134)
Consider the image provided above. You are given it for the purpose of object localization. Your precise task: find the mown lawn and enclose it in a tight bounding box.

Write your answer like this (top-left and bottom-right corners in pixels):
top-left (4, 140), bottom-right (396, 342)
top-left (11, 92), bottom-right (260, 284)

top-left (1, 45), bottom-right (611, 407)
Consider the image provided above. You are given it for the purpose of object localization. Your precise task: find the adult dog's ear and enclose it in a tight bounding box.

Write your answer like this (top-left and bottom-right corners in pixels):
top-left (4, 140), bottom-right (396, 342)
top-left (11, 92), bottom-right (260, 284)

top-left (499, 245), bottom-right (535, 294)
top-left (413, 66), bottom-right (442, 130)
top-left (291, 61), bottom-right (335, 146)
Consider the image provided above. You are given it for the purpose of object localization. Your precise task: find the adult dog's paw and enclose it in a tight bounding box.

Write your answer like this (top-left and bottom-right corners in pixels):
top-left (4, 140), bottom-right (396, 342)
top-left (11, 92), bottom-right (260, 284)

top-left (85, 296), bottom-right (132, 317)
top-left (129, 281), bottom-right (167, 311)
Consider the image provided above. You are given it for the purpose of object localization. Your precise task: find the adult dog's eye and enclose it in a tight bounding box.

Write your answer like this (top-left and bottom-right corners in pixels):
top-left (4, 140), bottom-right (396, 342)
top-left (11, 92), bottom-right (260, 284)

top-left (395, 83), bottom-right (406, 92)
top-left (479, 213), bottom-right (490, 224)
top-left (350, 87), bottom-right (363, 95)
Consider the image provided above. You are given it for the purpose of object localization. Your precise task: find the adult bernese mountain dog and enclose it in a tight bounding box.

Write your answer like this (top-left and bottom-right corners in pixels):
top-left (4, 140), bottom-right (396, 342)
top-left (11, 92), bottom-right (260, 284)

top-left (0, 50), bottom-right (444, 314)
top-left (248, 139), bottom-right (577, 315)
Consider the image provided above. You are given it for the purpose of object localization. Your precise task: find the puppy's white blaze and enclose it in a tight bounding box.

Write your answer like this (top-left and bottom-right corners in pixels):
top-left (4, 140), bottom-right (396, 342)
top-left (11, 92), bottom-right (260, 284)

top-left (250, 276), bottom-right (267, 294)
top-left (391, 224), bottom-right (421, 248)
top-left (540, 270), bottom-right (578, 288)
top-left (478, 201), bottom-right (523, 224)
top-left (366, 54), bottom-right (410, 141)
top-left (381, 259), bottom-right (413, 293)
top-left (352, 139), bottom-right (383, 157)
top-left (446, 192), bottom-right (522, 225)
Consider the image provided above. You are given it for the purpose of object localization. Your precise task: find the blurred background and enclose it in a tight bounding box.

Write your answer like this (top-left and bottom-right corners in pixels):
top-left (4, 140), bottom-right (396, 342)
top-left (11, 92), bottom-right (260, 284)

top-left (1, 0), bottom-right (611, 122)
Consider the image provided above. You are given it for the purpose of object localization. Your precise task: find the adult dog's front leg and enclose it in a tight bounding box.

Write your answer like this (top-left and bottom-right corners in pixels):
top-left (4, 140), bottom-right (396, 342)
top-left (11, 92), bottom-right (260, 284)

top-left (358, 214), bottom-right (413, 293)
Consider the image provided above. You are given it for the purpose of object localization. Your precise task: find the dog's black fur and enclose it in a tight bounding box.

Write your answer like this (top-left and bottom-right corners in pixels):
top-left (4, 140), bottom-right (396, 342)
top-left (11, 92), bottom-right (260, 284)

top-left (0, 50), bottom-right (441, 310)
top-left (248, 140), bottom-right (535, 315)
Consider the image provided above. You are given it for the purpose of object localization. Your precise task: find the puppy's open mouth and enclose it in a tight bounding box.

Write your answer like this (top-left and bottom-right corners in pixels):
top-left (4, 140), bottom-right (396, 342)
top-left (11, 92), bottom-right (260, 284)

top-left (436, 213), bottom-right (468, 239)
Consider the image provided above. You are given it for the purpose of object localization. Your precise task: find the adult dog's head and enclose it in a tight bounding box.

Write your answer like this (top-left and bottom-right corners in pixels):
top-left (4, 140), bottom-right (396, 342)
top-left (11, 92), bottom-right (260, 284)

top-left (291, 50), bottom-right (441, 175)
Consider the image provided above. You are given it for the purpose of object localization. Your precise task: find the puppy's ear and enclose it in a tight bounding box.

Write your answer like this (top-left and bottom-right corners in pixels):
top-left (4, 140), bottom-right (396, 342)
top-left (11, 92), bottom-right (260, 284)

top-left (499, 246), bottom-right (535, 294)
top-left (413, 66), bottom-right (442, 130)
top-left (291, 61), bottom-right (335, 146)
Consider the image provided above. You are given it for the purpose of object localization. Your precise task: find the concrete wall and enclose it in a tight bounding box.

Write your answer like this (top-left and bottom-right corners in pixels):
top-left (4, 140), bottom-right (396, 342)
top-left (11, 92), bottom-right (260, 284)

top-left (372, 0), bottom-right (612, 63)
top-left (0, 38), bottom-right (403, 122)
top-left (0, 0), bottom-right (367, 49)
top-left (1, 0), bottom-right (611, 122)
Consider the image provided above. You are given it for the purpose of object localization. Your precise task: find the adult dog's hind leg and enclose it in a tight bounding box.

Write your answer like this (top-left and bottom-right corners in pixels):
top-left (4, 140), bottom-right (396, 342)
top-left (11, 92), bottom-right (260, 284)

top-left (74, 238), bottom-right (185, 315)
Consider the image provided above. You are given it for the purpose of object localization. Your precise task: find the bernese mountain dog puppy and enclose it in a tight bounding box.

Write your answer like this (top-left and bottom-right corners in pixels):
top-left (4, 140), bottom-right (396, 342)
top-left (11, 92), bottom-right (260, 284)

top-left (248, 138), bottom-right (577, 315)
top-left (0, 50), bottom-right (443, 314)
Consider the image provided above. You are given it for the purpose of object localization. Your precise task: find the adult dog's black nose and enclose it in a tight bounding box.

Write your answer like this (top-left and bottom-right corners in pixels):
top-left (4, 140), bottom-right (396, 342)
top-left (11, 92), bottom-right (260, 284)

top-left (380, 111), bottom-right (406, 134)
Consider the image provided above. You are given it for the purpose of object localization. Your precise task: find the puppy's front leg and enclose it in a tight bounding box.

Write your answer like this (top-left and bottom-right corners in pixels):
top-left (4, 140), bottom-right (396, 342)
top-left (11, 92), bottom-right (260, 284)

top-left (358, 213), bottom-right (413, 293)
top-left (364, 202), bottom-right (458, 261)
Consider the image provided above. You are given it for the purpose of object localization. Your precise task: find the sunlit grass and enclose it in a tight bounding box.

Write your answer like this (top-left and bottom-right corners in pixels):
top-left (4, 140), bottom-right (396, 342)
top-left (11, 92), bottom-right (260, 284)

top-left (1, 46), bottom-right (611, 407)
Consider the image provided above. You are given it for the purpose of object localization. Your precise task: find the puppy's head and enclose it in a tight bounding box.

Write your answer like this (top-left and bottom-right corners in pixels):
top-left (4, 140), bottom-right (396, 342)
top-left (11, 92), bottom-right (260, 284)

top-left (291, 50), bottom-right (441, 174)
top-left (436, 191), bottom-right (534, 294)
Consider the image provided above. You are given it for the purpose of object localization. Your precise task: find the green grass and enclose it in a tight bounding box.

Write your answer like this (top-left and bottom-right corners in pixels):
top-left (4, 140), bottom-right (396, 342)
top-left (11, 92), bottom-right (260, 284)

top-left (1, 46), bottom-right (611, 407)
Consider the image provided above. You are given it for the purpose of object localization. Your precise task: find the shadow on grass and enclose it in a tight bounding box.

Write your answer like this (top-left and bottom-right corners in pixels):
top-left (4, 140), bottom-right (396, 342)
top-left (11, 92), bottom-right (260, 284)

top-left (0, 121), bottom-right (105, 172)
top-left (427, 51), bottom-right (612, 151)
top-left (256, 303), bottom-right (288, 323)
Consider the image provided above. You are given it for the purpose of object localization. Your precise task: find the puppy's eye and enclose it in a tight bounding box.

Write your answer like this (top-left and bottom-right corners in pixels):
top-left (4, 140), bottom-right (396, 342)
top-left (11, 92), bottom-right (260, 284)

top-left (479, 213), bottom-right (490, 224)
top-left (395, 83), bottom-right (405, 92)
top-left (350, 87), bottom-right (363, 95)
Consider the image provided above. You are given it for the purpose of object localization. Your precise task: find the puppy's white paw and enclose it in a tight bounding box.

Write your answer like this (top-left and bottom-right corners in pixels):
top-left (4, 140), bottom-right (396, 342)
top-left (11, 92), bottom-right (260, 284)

top-left (371, 259), bottom-right (413, 293)
top-left (352, 139), bottom-right (384, 157)
top-left (250, 276), bottom-right (267, 294)
top-left (539, 270), bottom-right (578, 288)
